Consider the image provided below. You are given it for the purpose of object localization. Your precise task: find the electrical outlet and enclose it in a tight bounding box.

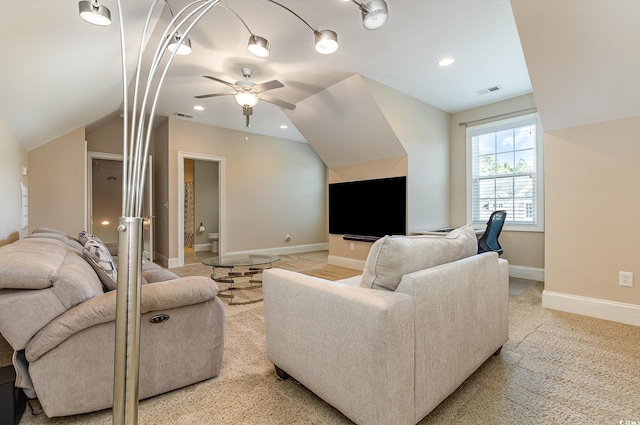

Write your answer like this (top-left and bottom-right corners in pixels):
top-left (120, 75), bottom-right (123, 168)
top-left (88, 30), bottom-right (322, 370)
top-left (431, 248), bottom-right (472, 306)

top-left (619, 271), bottom-right (633, 287)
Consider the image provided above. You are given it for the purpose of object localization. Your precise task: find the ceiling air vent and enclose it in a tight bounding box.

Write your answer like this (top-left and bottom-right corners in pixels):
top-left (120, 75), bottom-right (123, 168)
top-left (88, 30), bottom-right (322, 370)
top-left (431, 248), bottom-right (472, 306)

top-left (475, 85), bottom-right (502, 95)
top-left (173, 112), bottom-right (194, 119)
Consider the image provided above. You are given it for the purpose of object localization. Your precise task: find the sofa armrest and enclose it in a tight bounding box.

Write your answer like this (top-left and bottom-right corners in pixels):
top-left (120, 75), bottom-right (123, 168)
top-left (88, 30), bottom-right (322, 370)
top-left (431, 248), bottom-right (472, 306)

top-left (26, 276), bottom-right (218, 361)
top-left (263, 268), bottom-right (415, 425)
top-left (395, 252), bottom-right (509, 419)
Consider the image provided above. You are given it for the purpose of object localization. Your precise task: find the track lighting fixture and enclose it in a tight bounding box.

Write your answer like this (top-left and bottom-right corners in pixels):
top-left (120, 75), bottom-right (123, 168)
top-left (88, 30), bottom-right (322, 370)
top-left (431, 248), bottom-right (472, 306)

top-left (167, 32), bottom-right (192, 55)
top-left (78, 0), bottom-right (112, 26)
top-left (264, 0), bottom-right (339, 54)
top-left (344, 0), bottom-right (390, 30)
top-left (220, 5), bottom-right (271, 57)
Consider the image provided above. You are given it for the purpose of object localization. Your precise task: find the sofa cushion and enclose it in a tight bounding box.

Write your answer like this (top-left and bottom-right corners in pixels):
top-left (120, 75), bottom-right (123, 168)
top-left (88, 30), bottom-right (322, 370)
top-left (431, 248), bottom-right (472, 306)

top-left (360, 225), bottom-right (478, 291)
top-left (83, 238), bottom-right (118, 291)
top-left (0, 238), bottom-right (68, 290)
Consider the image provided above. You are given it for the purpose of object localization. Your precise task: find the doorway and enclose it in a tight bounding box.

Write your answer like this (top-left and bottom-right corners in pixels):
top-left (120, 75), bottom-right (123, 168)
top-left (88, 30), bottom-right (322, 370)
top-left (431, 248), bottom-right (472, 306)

top-left (87, 151), bottom-right (154, 261)
top-left (178, 152), bottom-right (226, 267)
top-left (88, 154), bottom-right (122, 244)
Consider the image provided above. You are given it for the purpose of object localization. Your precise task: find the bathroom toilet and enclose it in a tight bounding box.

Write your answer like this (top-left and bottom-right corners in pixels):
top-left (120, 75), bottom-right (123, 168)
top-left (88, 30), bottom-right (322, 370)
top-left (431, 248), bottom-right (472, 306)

top-left (207, 233), bottom-right (219, 253)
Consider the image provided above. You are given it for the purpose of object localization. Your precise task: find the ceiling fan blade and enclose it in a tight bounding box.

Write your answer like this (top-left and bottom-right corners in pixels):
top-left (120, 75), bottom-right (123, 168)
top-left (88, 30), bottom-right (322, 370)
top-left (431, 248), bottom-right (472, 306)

top-left (253, 80), bottom-right (284, 92)
top-left (260, 94), bottom-right (296, 110)
top-left (203, 75), bottom-right (239, 89)
top-left (194, 92), bottom-right (236, 99)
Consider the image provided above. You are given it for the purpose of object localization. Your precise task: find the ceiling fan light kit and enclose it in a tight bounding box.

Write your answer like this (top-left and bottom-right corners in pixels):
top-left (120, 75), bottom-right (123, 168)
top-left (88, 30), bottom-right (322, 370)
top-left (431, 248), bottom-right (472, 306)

top-left (78, 0), bottom-right (112, 26)
top-left (235, 92), bottom-right (260, 108)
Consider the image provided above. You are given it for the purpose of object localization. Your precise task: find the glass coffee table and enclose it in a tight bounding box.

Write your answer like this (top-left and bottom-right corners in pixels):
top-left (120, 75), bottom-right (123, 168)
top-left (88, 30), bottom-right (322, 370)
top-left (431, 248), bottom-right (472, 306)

top-left (202, 254), bottom-right (280, 305)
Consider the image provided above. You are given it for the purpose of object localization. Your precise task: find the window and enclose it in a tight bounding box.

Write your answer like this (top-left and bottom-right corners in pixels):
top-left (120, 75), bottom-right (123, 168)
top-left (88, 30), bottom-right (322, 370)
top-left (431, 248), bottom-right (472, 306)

top-left (467, 113), bottom-right (543, 231)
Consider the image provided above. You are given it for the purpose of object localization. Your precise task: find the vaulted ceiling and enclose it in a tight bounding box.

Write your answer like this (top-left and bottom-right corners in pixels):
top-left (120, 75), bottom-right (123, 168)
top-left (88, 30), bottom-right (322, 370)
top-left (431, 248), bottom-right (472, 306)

top-left (1, 0), bottom-right (532, 151)
top-left (1, 1), bottom-right (637, 154)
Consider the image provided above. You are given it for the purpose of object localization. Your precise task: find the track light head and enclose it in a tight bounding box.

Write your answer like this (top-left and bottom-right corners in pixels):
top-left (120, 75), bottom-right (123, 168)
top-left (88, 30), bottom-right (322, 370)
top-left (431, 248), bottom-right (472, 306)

top-left (248, 35), bottom-right (271, 57)
top-left (78, 0), bottom-right (112, 26)
top-left (167, 33), bottom-right (192, 55)
top-left (360, 0), bottom-right (389, 30)
top-left (314, 30), bottom-right (339, 54)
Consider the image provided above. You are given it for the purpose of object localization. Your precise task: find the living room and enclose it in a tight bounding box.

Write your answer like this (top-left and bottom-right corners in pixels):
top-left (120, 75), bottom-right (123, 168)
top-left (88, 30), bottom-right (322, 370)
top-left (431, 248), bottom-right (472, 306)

top-left (0, 0), bottom-right (639, 424)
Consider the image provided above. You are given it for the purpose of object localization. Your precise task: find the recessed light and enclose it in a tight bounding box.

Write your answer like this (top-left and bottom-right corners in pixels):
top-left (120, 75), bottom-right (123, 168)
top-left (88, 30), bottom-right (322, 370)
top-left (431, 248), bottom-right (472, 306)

top-left (101, 220), bottom-right (110, 226)
top-left (193, 105), bottom-right (204, 111)
top-left (438, 57), bottom-right (455, 67)
top-left (280, 125), bottom-right (288, 129)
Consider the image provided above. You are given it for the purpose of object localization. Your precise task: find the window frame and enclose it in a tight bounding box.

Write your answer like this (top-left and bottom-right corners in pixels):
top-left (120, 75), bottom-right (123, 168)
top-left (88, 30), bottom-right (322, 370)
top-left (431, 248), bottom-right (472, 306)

top-left (466, 113), bottom-right (544, 232)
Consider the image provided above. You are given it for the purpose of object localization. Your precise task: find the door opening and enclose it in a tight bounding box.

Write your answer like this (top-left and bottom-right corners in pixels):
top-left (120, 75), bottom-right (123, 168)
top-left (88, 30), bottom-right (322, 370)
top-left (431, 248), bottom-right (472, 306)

top-left (177, 152), bottom-right (225, 267)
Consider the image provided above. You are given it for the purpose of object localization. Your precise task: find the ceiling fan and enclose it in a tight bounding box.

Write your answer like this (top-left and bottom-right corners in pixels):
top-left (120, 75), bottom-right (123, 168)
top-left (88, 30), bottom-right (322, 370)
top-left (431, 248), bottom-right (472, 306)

top-left (195, 67), bottom-right (296, 128)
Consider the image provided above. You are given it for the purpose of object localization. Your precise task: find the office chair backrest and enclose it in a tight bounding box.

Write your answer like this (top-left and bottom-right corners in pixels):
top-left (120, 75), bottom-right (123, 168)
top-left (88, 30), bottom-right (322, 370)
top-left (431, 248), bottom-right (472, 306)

top-left (477, 210), bottom-right (507, 255)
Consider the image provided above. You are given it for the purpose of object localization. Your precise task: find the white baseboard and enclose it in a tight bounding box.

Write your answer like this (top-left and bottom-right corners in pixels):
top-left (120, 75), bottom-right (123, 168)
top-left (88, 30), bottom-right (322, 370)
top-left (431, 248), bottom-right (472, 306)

top-left (227, 243), bottom-right (329, 257)
top-left (328, 255), bottom-right (366, 271)
top-left (509, 265), bottom-right (544, 281)
top-left (154, 252), bottom-right (172, 268)
top-left (542, 290), bottom-right (640, 327)
top-left (194, 243), bottom-right (212, 253)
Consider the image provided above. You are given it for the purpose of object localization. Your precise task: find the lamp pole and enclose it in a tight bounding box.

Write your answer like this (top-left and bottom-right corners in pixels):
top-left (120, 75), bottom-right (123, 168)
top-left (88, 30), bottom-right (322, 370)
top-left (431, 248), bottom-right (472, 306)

top-left (111, 1), bottom-right (221, 424)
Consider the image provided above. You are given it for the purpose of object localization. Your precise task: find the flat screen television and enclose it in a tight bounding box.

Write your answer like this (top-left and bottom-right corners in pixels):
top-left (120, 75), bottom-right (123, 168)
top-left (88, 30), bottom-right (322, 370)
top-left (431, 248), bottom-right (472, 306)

top-left (329, 176), bottom-right (406, 238)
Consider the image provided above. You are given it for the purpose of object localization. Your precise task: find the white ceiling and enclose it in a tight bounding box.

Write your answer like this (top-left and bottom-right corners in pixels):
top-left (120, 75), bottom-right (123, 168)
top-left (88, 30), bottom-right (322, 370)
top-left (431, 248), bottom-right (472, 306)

top-left (1, 0), bottom-right (533, 151)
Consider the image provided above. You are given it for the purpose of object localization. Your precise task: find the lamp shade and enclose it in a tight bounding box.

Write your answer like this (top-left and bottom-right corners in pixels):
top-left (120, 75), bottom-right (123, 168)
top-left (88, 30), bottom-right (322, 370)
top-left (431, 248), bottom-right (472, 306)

top-left (248, 35), bottom-right (270, 57)
top-left (235, 92), bottom-right (259, 108)
top-left (361, 0), bottom-right (388, 30)
top-left (167, 33), bottom-right (192, 55)
top-left (314, 29), bottom-right (338, 54)
top-left (78, 0), bottom-right (112, 26)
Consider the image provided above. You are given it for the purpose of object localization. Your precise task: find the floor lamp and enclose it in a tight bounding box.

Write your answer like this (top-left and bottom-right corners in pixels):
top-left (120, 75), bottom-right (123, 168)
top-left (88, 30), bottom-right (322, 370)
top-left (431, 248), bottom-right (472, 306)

top-left (78, 0), bottom-right (388, 423)
top-left (81, 1), bottom-right (222, 424)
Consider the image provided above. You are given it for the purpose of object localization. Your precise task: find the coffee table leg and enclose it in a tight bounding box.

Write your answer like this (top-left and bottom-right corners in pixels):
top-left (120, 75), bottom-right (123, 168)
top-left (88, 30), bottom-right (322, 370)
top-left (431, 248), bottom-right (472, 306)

top-left (212, 265), bottom-right (265, 305)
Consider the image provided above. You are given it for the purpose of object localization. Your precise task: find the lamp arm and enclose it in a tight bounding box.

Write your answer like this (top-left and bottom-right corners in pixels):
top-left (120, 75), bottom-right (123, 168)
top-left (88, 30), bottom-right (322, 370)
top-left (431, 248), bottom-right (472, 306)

top-left (263, 0), bottom-right (317, 33)
top-left (126, 0), bottom-right (163, 215)
top-left (129, 0), bottom-right (214, 216)
top-left (136, 0), bottom-right (220, 215)
top-left (219, 4), bottom-right (257, 38)
top-left (117, 0), bottom-right (129, 214)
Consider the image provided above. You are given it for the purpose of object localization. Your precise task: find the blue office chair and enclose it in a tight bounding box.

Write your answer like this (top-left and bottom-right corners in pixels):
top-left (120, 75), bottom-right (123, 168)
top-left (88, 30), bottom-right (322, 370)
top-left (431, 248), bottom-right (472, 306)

top-left (477, 210), bottom-right (507, 255)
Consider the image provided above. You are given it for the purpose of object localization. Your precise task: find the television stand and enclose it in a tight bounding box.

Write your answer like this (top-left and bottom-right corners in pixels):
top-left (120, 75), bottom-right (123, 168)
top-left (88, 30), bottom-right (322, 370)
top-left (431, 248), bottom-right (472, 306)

top-left (342, 234), bottom-right (381, 243)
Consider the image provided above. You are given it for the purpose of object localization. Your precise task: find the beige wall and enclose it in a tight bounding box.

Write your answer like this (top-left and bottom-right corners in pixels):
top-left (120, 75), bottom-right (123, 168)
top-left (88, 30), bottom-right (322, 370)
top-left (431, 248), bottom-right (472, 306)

top-left (28, 126), bottom-right (86, 235)
top-left (545, 115), bottom-right (640, 306)
top-left (86, 120), bottom-right (124, 155)
top-left (450, 94), bottom-right (544, 271)
top-left (0, 116), bottom-right (28, 244)
top-left (166, 118), bottom-right (326, 262)
top-left (364, 77), bottom-right (451, 231)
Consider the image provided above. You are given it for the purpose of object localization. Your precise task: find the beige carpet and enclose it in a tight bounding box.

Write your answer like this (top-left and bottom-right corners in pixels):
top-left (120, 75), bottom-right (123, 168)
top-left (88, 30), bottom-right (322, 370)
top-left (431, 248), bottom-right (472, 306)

top-left (3, 252), bottom-right (640, 424)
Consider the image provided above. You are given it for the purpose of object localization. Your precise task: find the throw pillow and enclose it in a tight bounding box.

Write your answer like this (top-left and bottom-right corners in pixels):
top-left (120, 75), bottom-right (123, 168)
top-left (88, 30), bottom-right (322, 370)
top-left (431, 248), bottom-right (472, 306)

top-left (83, 237), bottom-right (118, 291)
top-left (360, 225), bottom-right (478, 291)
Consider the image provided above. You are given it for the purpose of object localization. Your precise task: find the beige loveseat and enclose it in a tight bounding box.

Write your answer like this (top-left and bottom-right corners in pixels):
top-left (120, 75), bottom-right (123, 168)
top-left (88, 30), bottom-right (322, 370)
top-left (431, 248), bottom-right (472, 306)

top-left (263, 225), bottom-right (508, 425)
top-left (0, 229), bottom-right (225, 417)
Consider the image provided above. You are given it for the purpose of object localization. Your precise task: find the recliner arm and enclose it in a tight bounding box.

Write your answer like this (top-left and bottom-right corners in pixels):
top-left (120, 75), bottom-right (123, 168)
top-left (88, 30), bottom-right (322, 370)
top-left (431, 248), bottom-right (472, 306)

top-left (25, 276), bottom-right (218, 362)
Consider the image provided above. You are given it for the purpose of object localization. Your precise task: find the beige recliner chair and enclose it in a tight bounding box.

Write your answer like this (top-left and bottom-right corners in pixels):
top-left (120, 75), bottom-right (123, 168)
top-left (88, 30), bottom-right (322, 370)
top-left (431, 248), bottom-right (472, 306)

top-left (0, 230), bottom-right (225, 417)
